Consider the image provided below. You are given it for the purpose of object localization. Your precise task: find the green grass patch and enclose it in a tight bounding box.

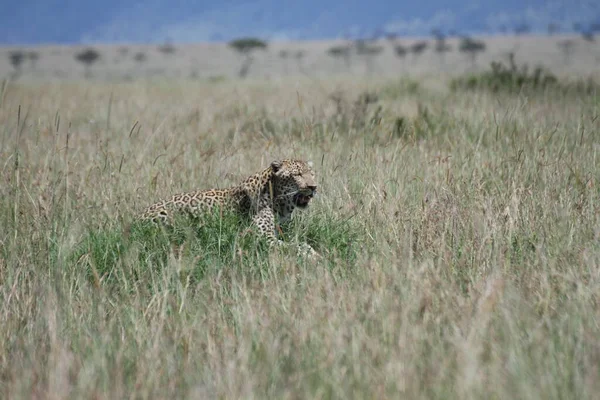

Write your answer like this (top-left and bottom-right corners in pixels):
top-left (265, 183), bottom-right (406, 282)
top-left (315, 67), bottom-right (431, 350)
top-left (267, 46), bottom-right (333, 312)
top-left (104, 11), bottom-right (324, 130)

top-left (70, 207), bottom-right (362, 289)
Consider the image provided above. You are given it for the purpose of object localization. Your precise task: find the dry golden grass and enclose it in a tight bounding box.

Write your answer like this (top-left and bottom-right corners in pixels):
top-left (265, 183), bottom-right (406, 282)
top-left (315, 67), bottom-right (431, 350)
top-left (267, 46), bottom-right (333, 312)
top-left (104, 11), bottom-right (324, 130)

top-left (0, 73), bottom-right (599, 398)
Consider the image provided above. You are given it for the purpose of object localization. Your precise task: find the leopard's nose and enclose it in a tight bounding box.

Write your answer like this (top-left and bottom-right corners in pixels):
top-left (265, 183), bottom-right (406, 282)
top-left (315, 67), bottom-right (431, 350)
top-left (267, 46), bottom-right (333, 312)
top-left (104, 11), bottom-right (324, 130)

top-left (308, 185), bottom-right (317, 192)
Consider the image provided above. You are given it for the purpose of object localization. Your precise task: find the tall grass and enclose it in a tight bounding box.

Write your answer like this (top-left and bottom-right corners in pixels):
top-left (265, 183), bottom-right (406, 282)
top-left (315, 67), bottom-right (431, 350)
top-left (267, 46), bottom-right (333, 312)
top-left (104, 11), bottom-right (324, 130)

top-left (0, 76), bottom-right (598, 398)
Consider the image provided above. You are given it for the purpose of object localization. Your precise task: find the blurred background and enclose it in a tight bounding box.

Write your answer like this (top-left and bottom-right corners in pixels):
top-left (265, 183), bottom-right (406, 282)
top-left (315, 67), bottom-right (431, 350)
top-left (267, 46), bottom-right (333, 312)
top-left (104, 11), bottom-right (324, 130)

top-left (1, 0), bottom-right (599, 81)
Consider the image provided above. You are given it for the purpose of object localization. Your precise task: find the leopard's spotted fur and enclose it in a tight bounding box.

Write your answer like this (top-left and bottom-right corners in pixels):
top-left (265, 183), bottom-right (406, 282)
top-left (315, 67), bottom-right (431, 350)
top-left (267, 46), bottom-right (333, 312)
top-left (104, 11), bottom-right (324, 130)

top-left (139, 159), bottom-right (318, 256)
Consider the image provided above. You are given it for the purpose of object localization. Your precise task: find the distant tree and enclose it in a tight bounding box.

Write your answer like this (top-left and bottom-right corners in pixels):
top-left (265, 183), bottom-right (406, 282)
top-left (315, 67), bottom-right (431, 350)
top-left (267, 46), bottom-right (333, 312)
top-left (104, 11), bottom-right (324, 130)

top-left (157, 40), bottom-right (176, 56)
top-left (410, 41), bottom-right (428, 62)
top-left (228, 37), bottom-right (268, 78)
top-left (355, 40), bottom-right (383, 75)
top-left (8, 50), bottom-right (25, 78)
top-left (557, 39), bottom-right (576, 65)
top-left (432, 31), bottom-right (452, 66)
top-left (547, 22), bottom-right (561, 36)
top-left (393, 44), bottom-right (409, 70)
top-left (134, 52), bottom-right (147, 63)
top-left (27, 51), bottom-right (40, 69)
top-left (327, 44), bottom-right (352, 69)
top-left (459, 37), bottom-right (486, 68)
top-left (581, 30), bottom-right (595, 42)
top-left (394, 44), bottom-right (408, 57)
top-left (229, 38), bottom-right (268, 53)
top-left (75, 48), bottom-right (101, 78)
top-left (572, 21), bottom-right (597, 42)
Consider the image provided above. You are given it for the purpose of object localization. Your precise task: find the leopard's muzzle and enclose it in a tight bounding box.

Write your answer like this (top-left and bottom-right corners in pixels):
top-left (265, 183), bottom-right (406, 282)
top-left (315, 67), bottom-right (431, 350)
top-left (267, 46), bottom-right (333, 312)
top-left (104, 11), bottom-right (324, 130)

top-left (293, 185), bottom-right (317, 208)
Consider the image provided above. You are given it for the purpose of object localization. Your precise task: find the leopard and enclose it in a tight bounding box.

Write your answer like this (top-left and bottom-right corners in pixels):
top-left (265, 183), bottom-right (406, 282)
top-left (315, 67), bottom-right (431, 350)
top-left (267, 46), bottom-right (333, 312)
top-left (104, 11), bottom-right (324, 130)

top-left (138, 159), bottom-right (319, 257)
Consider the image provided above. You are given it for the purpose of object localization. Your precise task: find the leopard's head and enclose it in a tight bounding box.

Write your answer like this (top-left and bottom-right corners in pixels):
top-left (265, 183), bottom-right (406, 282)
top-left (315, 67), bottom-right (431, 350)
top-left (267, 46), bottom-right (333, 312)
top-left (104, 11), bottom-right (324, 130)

top-left (271, 159), bottom-right (317, 209)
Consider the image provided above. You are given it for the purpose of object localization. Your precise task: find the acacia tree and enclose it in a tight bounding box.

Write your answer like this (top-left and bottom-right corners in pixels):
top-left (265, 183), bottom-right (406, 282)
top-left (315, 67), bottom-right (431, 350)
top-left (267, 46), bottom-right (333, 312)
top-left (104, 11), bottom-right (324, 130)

top-left (581, 30), bottom-right (595, 42)
top-left (355, 40), bottom-right (383, 75)
top-left (410, 41), bottom-right (428, 63)
top-left (75, 48), bottom-right (101, 79)
top-left (327, 44), bottom-right (352, 70)
top-left (459, 37), bottom-right (486, 68)
top-left (229, 38), bottom-right (268, 78)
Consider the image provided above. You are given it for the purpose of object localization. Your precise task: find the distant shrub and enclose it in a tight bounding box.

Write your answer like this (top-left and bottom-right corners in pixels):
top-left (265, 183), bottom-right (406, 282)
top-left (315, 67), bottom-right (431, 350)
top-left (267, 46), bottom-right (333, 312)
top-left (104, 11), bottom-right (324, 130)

top-left (451, 58), bottom-right (556, 93)
top-left (450, 55), bottom-right (598, 95)
top-left (327, 45), bottom-right (352, 68)
top-left (410, 41), bottom-right (428, 56)
top-left (393, 44), bottom-right (408, 60)
top-left (157, 41), bottom-right (176, 55)
top-left (8, 50), bottom-right (25, 77)
top-left (133, 52), bottom-right (147, 63)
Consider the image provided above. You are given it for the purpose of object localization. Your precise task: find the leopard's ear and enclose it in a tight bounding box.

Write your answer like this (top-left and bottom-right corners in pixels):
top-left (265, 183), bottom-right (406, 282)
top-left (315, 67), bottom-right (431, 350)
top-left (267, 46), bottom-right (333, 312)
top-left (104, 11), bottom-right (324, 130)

top-left (271, 160), bottom-right (283, 172)
top-left (307, 160), bottom-right (314, 169)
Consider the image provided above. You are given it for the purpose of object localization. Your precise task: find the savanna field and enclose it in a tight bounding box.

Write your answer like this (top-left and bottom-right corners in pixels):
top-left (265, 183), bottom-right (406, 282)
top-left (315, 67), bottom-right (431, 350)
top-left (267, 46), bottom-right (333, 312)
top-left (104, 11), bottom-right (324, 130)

top-left (0, 57), bottom-right (599, 398)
